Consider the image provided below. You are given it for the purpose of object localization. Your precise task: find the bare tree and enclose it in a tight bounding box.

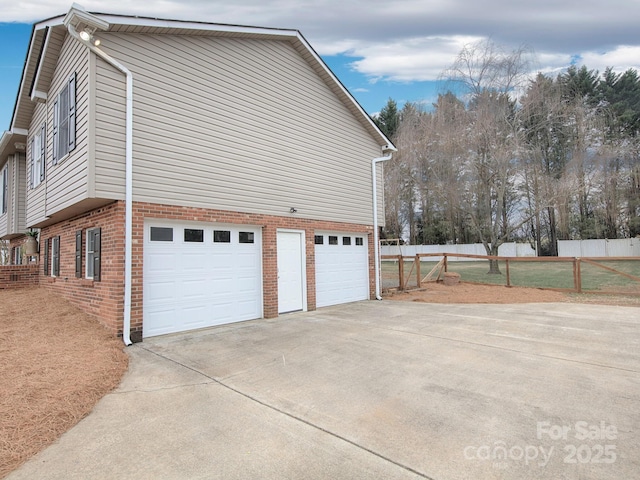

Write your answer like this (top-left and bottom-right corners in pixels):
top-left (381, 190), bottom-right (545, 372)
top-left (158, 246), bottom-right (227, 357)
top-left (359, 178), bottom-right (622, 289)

top-left (441, 39), bottom-right (535, 273)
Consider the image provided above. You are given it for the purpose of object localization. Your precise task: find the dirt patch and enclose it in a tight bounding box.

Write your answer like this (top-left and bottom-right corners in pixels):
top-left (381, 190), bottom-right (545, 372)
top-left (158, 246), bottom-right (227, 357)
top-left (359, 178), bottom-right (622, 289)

top-left (385, 281), bottom-right (640, 306)
top-left (0, 288), bottom-right (128, 478)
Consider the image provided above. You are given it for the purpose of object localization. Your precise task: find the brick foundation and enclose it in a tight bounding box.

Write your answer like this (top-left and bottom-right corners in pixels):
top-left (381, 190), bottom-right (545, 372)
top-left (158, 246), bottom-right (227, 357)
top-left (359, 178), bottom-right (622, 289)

top-left (0, 264), bottom-right (40, 289)
top-left (38, 202), bottom-right (126, 335)
top-left (16, 200), bottom-right (376, 341)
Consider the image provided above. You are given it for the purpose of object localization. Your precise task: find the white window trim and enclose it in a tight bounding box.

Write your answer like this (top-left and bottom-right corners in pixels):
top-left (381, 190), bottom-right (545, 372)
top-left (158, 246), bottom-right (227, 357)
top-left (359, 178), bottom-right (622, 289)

top-left (32, 132), bottom-right (42, 189)
top-left (0, 165), bottom-right (7, 214)
top-left (51, 236), bottom-right (60, 277)
top-left (86, 227), bottom-right (98, 279)
top-left (53, 73), bottom-right (76, 165)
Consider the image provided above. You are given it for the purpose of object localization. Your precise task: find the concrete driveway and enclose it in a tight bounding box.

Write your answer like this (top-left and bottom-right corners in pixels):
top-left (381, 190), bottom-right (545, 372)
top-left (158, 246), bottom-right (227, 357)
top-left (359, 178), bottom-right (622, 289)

top-left (8, 301), bottom-right (640, 480)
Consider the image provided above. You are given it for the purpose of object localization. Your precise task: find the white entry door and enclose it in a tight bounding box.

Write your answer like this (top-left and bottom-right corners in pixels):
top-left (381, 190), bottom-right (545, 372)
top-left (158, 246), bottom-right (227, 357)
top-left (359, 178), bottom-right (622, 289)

top-left (277, 231), bottom-right (305, 313)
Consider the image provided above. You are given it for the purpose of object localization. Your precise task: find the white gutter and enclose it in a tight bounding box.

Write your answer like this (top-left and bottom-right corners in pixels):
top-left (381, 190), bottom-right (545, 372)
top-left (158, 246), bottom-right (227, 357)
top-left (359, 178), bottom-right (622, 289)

top-left (66, 21), bottom-right (133, 346)
top-left (372, 147), bottom-right (396, 300)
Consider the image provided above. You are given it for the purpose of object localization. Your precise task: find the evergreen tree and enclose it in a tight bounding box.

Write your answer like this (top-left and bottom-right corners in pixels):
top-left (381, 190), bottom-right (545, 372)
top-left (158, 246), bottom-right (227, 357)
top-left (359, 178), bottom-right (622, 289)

top-left (374, 98), bottom-right (400, 140)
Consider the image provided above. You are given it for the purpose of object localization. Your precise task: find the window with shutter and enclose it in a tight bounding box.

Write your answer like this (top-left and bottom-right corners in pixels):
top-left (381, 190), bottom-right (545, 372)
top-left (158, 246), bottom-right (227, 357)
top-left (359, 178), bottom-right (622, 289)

top-left (40, 123), bottom-right (46, 181)
top-left (86, 228), bottom-right (101, 281)
top-left (30, 123), bottom-right (46, 188)
top-left (0, 166), bottom-right (7, 214)
top-left (51, 236), bottom-right (60, 277)
top-left (75, 230), bottom-right (82, 278)
top-left (43, 238), bottom-right (50, 275)
top-left (53, 73), bottom-right (77, 163)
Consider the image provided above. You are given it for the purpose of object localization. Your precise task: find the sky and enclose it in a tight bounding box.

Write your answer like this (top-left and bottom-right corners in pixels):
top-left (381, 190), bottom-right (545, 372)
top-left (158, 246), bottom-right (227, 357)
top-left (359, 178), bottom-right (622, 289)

top-left (2, 0), bottom-right (640, 130)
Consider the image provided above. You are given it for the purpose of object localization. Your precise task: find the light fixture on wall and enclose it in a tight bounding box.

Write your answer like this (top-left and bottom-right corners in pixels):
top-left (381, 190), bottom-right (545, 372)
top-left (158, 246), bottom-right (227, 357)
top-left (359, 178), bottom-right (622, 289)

top-left (79, 27), bottom-right (101, 46)
top-left (289, 207), bottom-right (297, 214)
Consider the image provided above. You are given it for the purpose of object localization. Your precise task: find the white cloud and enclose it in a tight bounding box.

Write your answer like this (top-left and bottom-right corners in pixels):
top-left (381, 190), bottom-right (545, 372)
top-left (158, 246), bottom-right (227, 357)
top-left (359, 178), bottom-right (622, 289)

top-left (577, 45), bottom-right (640, 74)
top-left (3, 0), bottom-right (640, 85)
top-left (344, 35), bottom-right (483, 82)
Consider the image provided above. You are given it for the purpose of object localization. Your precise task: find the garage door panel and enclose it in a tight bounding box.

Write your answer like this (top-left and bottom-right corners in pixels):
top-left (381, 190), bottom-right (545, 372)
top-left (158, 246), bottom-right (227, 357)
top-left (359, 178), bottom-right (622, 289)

top-left (144, 222), bottom-right (262, 337)
top-left (316, 233), bottom-right (369, 308)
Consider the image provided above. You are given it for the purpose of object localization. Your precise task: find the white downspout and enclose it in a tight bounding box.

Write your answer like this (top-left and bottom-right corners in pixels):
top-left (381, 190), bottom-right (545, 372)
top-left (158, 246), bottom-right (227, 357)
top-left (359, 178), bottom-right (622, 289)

top-left (67, 24), bottom-right (133, 346)
top-left (372, 149), bottom-right (395, 300)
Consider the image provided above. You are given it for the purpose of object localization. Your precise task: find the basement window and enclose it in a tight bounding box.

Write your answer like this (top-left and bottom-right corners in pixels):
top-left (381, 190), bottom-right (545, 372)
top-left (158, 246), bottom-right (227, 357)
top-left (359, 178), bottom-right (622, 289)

top-left (86, 228), bottom-right (101, 281)
top-left (51, 236), bottom-right (60, 277)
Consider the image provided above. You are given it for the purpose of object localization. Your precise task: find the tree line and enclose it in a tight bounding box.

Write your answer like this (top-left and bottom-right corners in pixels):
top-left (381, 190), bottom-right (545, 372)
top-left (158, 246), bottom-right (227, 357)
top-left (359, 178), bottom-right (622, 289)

top-left (375, 40), bottom-right (640, 264)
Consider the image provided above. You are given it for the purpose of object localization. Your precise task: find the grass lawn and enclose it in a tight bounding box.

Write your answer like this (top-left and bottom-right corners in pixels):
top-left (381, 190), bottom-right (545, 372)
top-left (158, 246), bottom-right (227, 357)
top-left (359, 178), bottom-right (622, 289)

top-left (382, 258), bottom-right (640, 294)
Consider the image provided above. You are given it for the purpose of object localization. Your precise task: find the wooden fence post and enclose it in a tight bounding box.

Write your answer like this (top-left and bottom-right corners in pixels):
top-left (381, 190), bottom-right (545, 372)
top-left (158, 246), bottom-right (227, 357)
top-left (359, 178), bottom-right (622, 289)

top-left (506, 259), bottom-right (511, 287)
top-left (398, 255), bottom-right (404, 291)
top-left (573, 257), bottom-right (583, 293)
top-left (416, 255), bottom-right (421, 288)
top-left (444, 254), bottom-right (448, 272)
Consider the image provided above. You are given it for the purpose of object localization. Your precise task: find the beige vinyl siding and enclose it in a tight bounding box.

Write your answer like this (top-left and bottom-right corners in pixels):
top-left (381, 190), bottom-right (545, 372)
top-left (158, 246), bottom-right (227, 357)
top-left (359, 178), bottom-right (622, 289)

top-left (93, 56), bottom-right (126, 199)
top-left (25, 103), bottom-right (47, 226)
top-left (95, 33), bottom-right (382, 225)
top-left (12, 154), bottom-right (26, 235)
top-left (0, 158), bottom-right (9, 237)
top-left (0, 153), bottom-right (25, 238)
top-left (45, 34), bottom-right (90, 215)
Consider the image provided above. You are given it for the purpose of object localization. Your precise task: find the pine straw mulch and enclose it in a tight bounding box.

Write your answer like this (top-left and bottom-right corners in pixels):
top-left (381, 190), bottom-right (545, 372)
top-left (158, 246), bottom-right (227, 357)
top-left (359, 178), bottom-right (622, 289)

top-left (0, 288), bottom-right (128, 479)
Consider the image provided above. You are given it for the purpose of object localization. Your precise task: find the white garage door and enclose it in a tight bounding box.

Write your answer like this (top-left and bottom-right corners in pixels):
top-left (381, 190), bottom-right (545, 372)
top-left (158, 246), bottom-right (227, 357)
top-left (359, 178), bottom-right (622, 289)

top-left (143, 221), bottom-right (262, 337)
top-left (315, 232), bottom-right (369, 308)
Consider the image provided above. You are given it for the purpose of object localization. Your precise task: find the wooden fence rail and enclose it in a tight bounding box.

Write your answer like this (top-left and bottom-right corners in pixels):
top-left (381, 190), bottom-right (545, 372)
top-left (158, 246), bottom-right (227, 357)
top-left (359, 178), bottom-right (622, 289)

top-left (380, 253), bottom-right (640, 295)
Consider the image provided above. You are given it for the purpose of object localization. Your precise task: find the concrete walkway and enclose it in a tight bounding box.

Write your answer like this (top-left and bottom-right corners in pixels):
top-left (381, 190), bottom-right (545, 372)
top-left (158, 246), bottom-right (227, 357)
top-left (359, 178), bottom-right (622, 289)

top-left (8, 301), bottom-right (640, 480)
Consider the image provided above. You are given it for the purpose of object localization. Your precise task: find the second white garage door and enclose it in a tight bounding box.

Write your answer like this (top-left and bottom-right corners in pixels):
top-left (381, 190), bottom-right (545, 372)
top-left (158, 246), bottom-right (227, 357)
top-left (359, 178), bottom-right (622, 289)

top-left (315, 232), bottom-right (369, 308)
top-left (143, 221), bottom-right (262, 337)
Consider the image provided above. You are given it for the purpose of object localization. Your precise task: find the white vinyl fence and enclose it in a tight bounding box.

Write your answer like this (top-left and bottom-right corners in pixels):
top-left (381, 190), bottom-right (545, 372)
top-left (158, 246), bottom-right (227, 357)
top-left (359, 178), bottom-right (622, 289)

top-left (557, 238), bottom-right (640, 257)
top-left (380, 242), bottom-right (537, 261)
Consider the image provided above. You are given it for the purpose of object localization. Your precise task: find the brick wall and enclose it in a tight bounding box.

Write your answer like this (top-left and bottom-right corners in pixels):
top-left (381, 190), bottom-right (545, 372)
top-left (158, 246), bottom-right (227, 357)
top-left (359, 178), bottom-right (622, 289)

top-left (130, 202), bottom-right (376, 340)
top-left (25, 200), bottom-right (375, 342)
top-left (37, 202), bottom-right (126, 335)
top-left (0, 264), bottom-right (40, 289)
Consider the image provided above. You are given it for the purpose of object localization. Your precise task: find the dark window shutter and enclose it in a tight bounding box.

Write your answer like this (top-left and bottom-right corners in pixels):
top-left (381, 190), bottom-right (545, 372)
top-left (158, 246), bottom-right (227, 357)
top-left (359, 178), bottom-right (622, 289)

top-left (68, 73), bottom-right (76, 152)
top-left (75, 230), bottom-right (82, 278)
top-left (93, 228), bottom-right (101, 281)
top-left (43, 238), bottom-right (50, 275)
top-left (40, 123), bottom-right (46, 181)
top-left (52, 99), bottom-right (59, 165)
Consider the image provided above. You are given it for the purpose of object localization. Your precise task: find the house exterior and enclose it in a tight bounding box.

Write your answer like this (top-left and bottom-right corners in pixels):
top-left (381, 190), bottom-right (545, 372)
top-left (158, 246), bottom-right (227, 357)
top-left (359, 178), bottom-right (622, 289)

top-left (0, 4), bottom-right (394, 342)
